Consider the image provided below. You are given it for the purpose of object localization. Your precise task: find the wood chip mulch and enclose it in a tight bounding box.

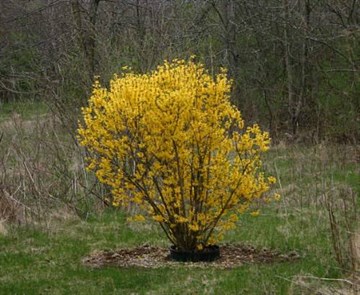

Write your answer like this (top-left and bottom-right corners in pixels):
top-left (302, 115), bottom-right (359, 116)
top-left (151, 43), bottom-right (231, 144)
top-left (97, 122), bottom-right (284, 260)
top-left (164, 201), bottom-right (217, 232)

top-left (82, 244), bottom-right (301, 269)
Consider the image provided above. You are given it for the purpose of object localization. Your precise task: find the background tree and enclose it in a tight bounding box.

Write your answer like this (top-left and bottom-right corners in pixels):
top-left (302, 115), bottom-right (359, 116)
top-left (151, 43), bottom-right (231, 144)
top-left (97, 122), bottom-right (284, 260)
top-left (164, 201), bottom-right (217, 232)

top-left (0, 0), bottom-right (358, 143)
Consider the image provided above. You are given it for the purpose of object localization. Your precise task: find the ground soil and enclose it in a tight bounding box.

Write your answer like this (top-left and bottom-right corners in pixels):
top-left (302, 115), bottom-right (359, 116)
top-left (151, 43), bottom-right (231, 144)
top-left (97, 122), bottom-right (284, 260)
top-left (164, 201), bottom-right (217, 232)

top-left (82, 244), bottom-right (301, 269)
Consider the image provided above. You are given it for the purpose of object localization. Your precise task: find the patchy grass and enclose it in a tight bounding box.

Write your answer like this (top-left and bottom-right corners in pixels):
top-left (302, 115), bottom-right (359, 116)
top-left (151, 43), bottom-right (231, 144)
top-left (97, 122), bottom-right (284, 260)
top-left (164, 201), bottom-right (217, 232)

top-left (0, 210), bottom-right (329, 294)
top-left (1, 189), bottom-right (358, 295)
top-left (0, 100), bottom-right (48, 122)
top-left (0, 106), bottom-right (359, 294)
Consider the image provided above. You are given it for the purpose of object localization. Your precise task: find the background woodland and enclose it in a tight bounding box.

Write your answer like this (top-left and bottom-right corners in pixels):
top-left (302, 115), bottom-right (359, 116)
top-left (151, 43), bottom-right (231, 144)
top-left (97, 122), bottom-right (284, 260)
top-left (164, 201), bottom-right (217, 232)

top-left (1, 0), bottom-right (359, 143)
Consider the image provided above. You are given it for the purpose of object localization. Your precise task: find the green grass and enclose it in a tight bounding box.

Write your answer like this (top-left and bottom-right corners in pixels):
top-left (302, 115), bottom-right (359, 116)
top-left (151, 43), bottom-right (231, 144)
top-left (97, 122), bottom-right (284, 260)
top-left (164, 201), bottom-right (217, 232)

top-left (0, 100), bottom-right (48, 121)
top-left (0, 202), bottom-right (353, 294)
top-left (0, 106), bottom-right (358, 294)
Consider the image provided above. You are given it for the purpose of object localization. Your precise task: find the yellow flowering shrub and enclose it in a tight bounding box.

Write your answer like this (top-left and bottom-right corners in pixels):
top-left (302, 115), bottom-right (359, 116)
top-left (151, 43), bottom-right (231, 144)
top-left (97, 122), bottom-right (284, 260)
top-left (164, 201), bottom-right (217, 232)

top-left (78, 59), bottom-right (276, 251)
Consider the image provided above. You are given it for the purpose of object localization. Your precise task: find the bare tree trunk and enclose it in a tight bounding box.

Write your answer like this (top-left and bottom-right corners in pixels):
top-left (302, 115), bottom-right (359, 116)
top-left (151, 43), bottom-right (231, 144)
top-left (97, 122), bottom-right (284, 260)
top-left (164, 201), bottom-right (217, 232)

top-left (71, 0), bottom-right (100, 77)
top-left (71, 0), bottom-right (85, 53)
top-left (283, 0), bottom-right (296, 135)
top-left (224, 0), bottom-right (238, 75)
top-left (88, 0), bottom-right (101, 75)
top-left (296, 0), bottom-right (311, 134)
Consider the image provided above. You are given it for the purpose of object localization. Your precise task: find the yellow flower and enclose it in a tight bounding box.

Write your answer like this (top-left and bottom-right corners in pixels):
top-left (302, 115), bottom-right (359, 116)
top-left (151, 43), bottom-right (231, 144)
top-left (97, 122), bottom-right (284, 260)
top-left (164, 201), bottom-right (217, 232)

top-left (250, 210), bottom-right (260, 217)
top-left (127, 215), bottom-right (145, 222)
top-left (268, 176), bottom-right (277, 184)
top-left (273, 193), bottom-right (281, 201)
top-left (189, 223), bottom-right (200, 232)
top-left (152, 215), bottom-right (165, 222)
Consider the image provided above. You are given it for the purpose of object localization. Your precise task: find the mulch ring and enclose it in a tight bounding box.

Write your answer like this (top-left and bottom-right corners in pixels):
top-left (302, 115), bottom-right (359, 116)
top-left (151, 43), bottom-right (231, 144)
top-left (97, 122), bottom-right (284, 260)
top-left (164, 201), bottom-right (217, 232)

top-left (82, 244), bottom-right (301, 269)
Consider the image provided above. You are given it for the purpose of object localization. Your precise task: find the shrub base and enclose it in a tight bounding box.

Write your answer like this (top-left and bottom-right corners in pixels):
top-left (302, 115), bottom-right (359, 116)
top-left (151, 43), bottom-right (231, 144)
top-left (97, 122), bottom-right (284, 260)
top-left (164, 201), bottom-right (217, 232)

top-left (169, 245), bottom-right (220, 262)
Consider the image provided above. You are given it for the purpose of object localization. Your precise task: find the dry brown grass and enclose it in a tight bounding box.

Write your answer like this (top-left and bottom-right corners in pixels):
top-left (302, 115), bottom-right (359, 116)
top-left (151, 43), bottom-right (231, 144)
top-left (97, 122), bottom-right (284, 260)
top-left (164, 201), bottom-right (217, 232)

top-left (0, 112), bottom-right (107, 226)
top-left (350, 229), bottom-right (360, 273)
top-left (0, 189), bottom-right (25, 224)
top-left (0, 219), bottom-right (7, 235)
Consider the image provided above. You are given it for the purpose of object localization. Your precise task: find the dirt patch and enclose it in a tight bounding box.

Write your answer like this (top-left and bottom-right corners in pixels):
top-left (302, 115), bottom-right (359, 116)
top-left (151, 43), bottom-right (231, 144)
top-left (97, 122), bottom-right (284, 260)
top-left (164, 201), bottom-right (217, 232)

top-left (82, 244), bottom-right (300, 269)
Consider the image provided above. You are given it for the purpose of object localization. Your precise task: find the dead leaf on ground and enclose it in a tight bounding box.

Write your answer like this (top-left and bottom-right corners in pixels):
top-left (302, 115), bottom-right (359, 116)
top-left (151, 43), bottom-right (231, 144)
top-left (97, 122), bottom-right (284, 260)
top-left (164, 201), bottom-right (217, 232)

top-left (82, 244), bottom-right (301, 269)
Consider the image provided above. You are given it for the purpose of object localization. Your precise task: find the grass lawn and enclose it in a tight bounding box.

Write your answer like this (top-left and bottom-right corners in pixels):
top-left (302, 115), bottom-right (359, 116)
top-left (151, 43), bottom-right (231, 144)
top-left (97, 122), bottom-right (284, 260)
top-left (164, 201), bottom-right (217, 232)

top-left (0, 106), bottom-right (359, 294)
top-left (0, 208), bottom-right (343, 295)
